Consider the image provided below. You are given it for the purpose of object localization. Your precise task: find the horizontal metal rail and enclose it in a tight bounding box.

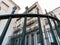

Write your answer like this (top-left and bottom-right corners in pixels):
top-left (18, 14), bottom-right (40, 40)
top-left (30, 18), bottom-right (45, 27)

top-left (0, 14), bottom-right (60, 22)
top-left (0, 14), bottom-right (60, 45)
top-left (0, 6), bottom-right (17, 45)
top-left (0, 6), bottom-right (60, 45)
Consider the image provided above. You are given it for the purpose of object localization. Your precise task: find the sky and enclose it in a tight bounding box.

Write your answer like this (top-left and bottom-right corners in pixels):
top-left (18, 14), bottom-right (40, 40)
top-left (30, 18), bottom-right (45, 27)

top-left (13, 0), bottom-right (60, 14)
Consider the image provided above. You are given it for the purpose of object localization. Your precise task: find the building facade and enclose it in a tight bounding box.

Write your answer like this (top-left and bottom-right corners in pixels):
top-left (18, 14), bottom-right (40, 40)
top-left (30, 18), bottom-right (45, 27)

top-left (48, 7), bottom-right (60, 45)
top-left (8, 2), bottom-right (45, 45)
top-left (9, 2), bottom-right (47, 45)
top-left (8, 2), bottom-right (60, 45)
top-left (0, 0), bottom-right (20, 45)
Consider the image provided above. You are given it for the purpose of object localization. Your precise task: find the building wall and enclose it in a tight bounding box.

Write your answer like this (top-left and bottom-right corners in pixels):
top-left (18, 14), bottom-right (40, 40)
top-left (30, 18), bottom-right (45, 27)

top-left (10, 2), bottom-right (45, 45)
top-left (48, 7), bottom-right (60, 45)
top-left (49, 7), bottom-right (60, 20)
top-left (9, 2), bottom-right (60, 45)
top-left (0, 0), bottom-right (20, 45)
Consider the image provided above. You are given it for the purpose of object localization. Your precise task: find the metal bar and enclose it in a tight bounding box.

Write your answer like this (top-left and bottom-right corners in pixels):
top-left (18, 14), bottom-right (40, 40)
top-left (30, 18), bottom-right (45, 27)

top-left (37, 7), bottom-right (44, 45)
top-left (0, 6), bottom-right (17, 45)
top-left (20, 16), bottom-right (27, 45)
top-left (45, 10), bottom-right (58, 45)
top-left (0, 14), bottom-right (59, 22)
top-left (21, 6), bottom-right (28, 45)
top-left (50, 13), bottom-right (60, 38)
top-left (38, 17), bottom-right (44, 45)
top-left (53, 15), bottom-right (60, 27)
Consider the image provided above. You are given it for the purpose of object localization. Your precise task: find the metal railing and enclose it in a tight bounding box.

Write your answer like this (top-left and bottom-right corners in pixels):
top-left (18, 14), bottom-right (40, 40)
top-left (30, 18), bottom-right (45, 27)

top-left (0, 6), bottom-right (60, 45)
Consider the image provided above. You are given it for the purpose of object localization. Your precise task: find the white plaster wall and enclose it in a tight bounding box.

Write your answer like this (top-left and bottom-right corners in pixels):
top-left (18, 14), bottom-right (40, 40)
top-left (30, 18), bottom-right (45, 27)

top-left (0, 0), bottom-right (20, 45)
top-left (53, 8), bottom-right (60, 20)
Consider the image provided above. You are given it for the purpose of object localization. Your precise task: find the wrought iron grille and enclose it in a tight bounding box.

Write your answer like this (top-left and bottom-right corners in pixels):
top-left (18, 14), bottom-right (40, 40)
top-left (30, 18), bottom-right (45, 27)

top-left (0, 14), bottom-right (60, 45)
top-left (0, 6), bottom-right (60, 45)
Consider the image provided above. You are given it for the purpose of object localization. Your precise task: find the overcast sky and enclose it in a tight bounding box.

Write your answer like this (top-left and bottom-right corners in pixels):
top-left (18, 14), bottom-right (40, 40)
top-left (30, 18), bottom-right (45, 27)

top-left (13, 0), bottom-right (60, 14)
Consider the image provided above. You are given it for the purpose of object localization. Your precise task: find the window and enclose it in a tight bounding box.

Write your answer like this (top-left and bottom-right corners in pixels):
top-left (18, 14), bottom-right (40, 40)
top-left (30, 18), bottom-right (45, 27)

top-left (47, 28), bottom-right (50, 31)
top-left (31, 34), bottom-right (34, 45)
top-left (46, 28), bottom-right (54, 43)
top-left (59, 13), bottom-right (60, 15)
top-left (26, 35), bottom-right (29, 45)
top-left (35, 8), bottom-right (37, 14)
top-left (44, 18), bottom-right (48, 25)
top-left (37, 33), bottom-right (40, 43)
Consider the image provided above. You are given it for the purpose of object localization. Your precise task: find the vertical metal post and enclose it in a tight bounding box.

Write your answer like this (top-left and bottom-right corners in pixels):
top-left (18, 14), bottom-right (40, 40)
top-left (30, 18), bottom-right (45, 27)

top-left (54, 16), bottom-right (60, 27)
top-left (52, 15), bottom-right (60, 27)
top-left (18, 37), bottom-right (20, 45)
top-left (50, 13), bottom-right (60, 38)
top-left (45, 10), bottom-right (58, 45)
top-left (21, 6), bottom-right (28, 45)
top-left (0, 6), bottom-right (17, 45)
top-left (37, 7), bottom-right (44, 45)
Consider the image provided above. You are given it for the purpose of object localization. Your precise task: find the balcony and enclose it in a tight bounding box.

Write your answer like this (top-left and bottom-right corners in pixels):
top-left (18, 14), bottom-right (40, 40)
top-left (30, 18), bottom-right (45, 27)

top-left (27, 18), bottom-right (37, 26)
top-left (13, 27), bottom-right (21, 33)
